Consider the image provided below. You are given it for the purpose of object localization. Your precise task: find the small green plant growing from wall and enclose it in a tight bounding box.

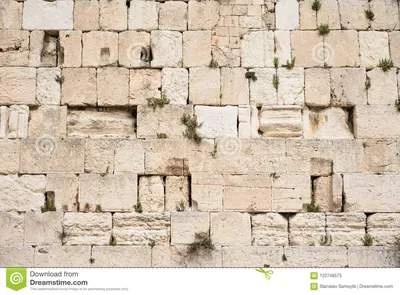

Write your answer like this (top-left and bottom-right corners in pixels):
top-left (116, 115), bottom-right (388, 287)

top-left (307, 192), bottom-right (321, 213)
top-left (317, 24), bottom-right (330, 36)
top-left (157, 133), bottom-right (168, 139)
top-left (273, 74), bottom-right (279, 90)
top-left (365, 77), bottom-right (371, 90)
top-left (270, 172), bottom-right (280, 179)
top-left (319, 234), bottom-right (332, 246)
top-left (361, 233), bottom-right (374, 246)
top-left (181, 113), bottom-right (203, 144)
top-left (312, 0), bottom-right (322, 12)
top-left (210, 143), bottom-right (218, 158)
top-left (148, 239), bottom-right (156, 249)
top-left (365, 9), bottom-right (375, 21)
top-left (378, 59), bottom-right (394, 72)
top-left (147, 92), bottom-right (170, 110)
top-left (83, 203), bottom-right (90, 213)
top-left (56, 226), bottom-right (70, 246)
top-left (176, 200), bottom-right (186, 212)
top-left (209, 58), bottom-right (219, 68)
top-left (273, 57), bottom-right (279, 68)
top-left (95, 204), bottom-right (102, 213)
top-left (109, 235), bottom-right (117, 246)
top-left (187, 233), bottom-right (215, 256)
top-left (245, 71), bottom-right (257, 81)
top-left (134, 201), bottom-right (143, 213)
top-left (285, 57), bottom-right (296, 70)
top-left (41, 199), bottom-right (56, 213)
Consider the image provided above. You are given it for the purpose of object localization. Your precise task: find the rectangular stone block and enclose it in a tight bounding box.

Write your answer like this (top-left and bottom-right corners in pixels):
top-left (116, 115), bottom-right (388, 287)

top-left (284, 246), bottom-right (348, 267)
top-left (367, 214), bottom-right (400, 246)
top-left (0, 212), bottom-right (24, 246)
top-left (367, 69), bottom-right (398, 105)
top-left (277, 68), bottom-right (304, 105)
top-left (188, 1), bottom-right (219, 30)
top-left (289, 213), bottom-right (325, 246)
top-left (84, 139), bottom-right (115, 174)
top-left (241, 31), bottom-right (274, 67)
top-left (138, 175), bottom-right (164, 212)
top-left (183, 31), bottom-right (211, 67)
top-left (0, 246), bottom-right (34, 267)
top-left (363, 139), bottom-right (399, 172)
top-left (28, 105), bottom-right (67, 138)
top-left (0, 139), bottom-right (20, 174)
top-left (195, 106), bottom-right (238, 138)
top-left (113, 213), bottom-right (170, 246)
top-left (326, 213), bottom-right (366, 246)
top-left (114, 139), bottom-right (145, 173)
top-left (211, 212), bottom-right (251, 245)
top-left (59, 30), bottom-right (82, 68)
top-left (332, 140), bottom-right (364, 173)
top-left (305, 68), bottom-right (330, 107)
top-left (276, 0), bottom-right (299, 30)
top-left (171, 212), bottom-right (210, 245)
top-left (313, 175), bottom-right (342, 213)
top-left (97, 67), bottom-right (129, 106)
top-left (330, 68), bottom-right (367, 107)
top-left (74, 0), bottom-right (99, 31)
top-left (46, 174), bottom-right (79, 212)
top-left (82, 31), bottom-right (118, 67)
top-left (129, 1), bottom-right (159, 31)
top-left (221, 68), bottom-right (249, 105)
top-left (36, 68), bottom-right (61, 105)
top-left (338, 0), bottom-right (368, 30)
top-left (0, 67), bottom-right (36, 105)
top-left (64, 213), bottom-right (112, 246)
top-left (249, 68), bottom-right (277, 105)
top-left (99, 0), bottom-right (127, 31)
top-left (189, 68), bottom-right (220, 105)
top-left (0, 29), bottom-right (29, 66)
top-left (151, 31), bottom-right (183, 68)
top-left (370, 0), bottom-right (399, 30)
top-left (191, 173), bottom-right (224, 211)
top-left (291, 31), bottom-right (323, 67)
top-left (35, 246), bottom-right (91, 267)
top-left (3, 105), bottom-right (29, 139)
top-left (324, 30), bottom-right (360, 67)
top-left (0, 0), bottom-right (23, 29)
top-left (92, 246), bottom-right (151, 267)
top-left (165, 176), bottom-right (189, 211)
top-left (119, 31), bottom-right (151, 68)
top-left (222, 246), bottom-right (284, 267)
top-left (252, 213), bottom-right (288, 246)
top-left (348, 247), bottom-right (399, 267)
top-left (61, 68), bottom-right (97, 106)
top-left (159, 2), bottom-right (188, 31)
top-left (259, 106), bottom-right (302, 138)
top-left (162, 68), bottom-right (188, 104)
top-left (359, 31), bottom-right (390, 69)
top-left (24, 212), bottom-right (63, 246)
top-left (129, 69), bottom-right (161, 105)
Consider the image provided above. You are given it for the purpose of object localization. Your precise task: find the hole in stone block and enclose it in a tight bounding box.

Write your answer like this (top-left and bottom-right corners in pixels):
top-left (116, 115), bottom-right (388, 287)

top-left (100, 47), bottom-right (110, 64)
top-left (344, 107), bottom-right (355, 136)
top-left (40, 31), bottom-right (59, 67)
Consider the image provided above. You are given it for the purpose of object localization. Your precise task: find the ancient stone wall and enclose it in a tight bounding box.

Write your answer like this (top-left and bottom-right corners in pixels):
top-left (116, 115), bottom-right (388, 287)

top-left (1, 0), bottom-right (400, 267)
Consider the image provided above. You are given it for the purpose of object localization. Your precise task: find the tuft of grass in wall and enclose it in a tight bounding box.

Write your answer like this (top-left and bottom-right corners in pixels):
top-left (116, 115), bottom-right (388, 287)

top-left (147, 92), bottom-right (170, 110)
top-left (395, 99), bottom-right (400, 112)
top-left (134, 201), bottom-right (143, 213)
top-left (95, 204), bottom-right (102, 213)
top-left (55, 75), bottom-right (64, 84)
top-left (270, 172), bottom-right (280, 179)
top-left (210, 143), bottom-right (218, 158)
top-left (245, 71), bottom-right (257, 81)
top-left (365, 77), bottom-right (371, 91)
top-left (109, 235), bottom-right (117, 246)
top-left (273, 57), bottom-right (279, 69)
top-left (365, 9), bottom-right (375, 21)
top-left (285, 57), bottom-right (296, 70)
top-left (148, 239), bottom-right (156, 249)
top-left (89, 258), bottom-right (95, 264)
top-left (209, 58), bottom-right (219, 68)
top-left (56, 226), bottom-right (70, 246)
top-left (378, 58), bottom-right (394, 72)
top-left (307, 192), bottom-right (321, 213)
top-left (282, 254), bottom-right (287, 262)
top-left (176, 200), bottom-right (186, 212)
top-left (317, 24), bottom-right (330, 36)
top-left (361, 233), bottom-right (374, 246)
top-left (41, 199), bottom-right (56, 213)
top-left (319, 234), bottom-right (332, 246)
top-left (181, 113), bottom-right (203, 144)
top-left (157, 133), bottom-right (168, 139)
top-left (273, 74), bottom-right (279, 90)
top-left (312, 0), bottom-right (322, 12)
top-left (187, 233), bottom-right (215, 255)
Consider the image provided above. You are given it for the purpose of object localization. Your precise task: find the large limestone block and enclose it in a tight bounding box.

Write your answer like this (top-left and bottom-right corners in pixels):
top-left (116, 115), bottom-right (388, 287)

top-left (195, 106), bottom-right (238, 138)
top-left (326, 213), bottom-right (366, 246)
top-left (0, 246), bottom-right (35, 267)
top-left (276, 0), bottom-right (299, 30)
top-left (252, 213), bottom-right (288, 246)
top-left (36, 68), bottom-right (61, 105)
top-left (0, 67), bottom-right (36, 105)
top-left (330, 68), bottom-right (367, 107)
top-left (221, 68), bottom-right (249, 105)
top-left (222, 246), bottom-right (284, 267)
top-left (317, 0), bottom-right (340, 29)
top-left (332, 140), bottom-right (364, 173)
top-left (338, 0), bottom-right (369, 30)
top-left (191, 173), bottom-right (224, 211)
top-left (299, 0), bottom-right (316, 29)
top-left (84, 139), bottom-right (115, 174)
top-left (284, 247), bottom-right (348, 267)
top-left (305, 68), bottom-right (330, 107)
top-left (390, 32), bottom-right (400, 67)
top-left (370, 0), bottom-right (399, 30)
top-left (64, 213), bottom-right (112, 246)
top-left (0, 140), bottom-right (20, 174)
top-left (46, 174), bottom-right (79, 212)
top-left (359, 32), bottom-right (390, 69)
top-left (0, 212), bottom-right (24, 245)
top-left (313, 175), bottom-right (342, 213)
top-left (119, 31), bottom-right (150, 68)
top-left (224, 174), bottom-right (272, 212)
top-left (113, 212), bottom-right (170, 245)
top-left (171, 212), bottom-right (209, 245)
top-left (367, 69), bottom-right (398, 105)
top-left (0, 0), bottom-right (22, 29)
top-left (275, 30), bottom-right (291, 64)
top-left (28, 106), bottom-right (67, 138)
top-left (151, 31), bottom-right (183, 68)
top-left (28, 30), bottom-right (58, 67)
top-left (128, 1), bottom-right (158, 31)
top-left (349, 247), bottom-right (400, 268)
top-left (67, 109), bottom-right (135, 138)
top-left (249, 68), bottom-right (277, 105)
top-left (363, 139), bottom-right (399, 173)
top-left (303, 108), bottom-right (353, 139)
top-left (35, 246), bottom-right (91, 267)
top-left (241, 31), bottom-right (274, 67)
top-left (73, 0), bottom-right (99, 31)
top-left (114, 139), bottom-right (145, 173)
top-left (82, 31), bottom-right (118, 67)
top-left (137, 105), bottom-right (191, 139)
top-left (277, 68), bottom-right (304, 105)
top-left (354, 105), bottom-right (400, 139)
top-left (291, 31), bottom-right (323, 67)
top-left (20, 138), bottom-right (84, 173)
top-left (289, 213), bottom-right (325, 246)
top-left (367, 214), bottom-right (400, 245)
top-left (161, 68), bottom-right (188, 104)
top-left (138, 176), bottom-right (164, 212)
top-left (344, 174), bottom-right (400, 212)
top-left (79, 173), bottom-right (137, 212)
top-left (0, 175), bottom-right (44, 212)
top-left (97, 67), bottom-right (129, 106)
top-left (59, 31), bottom-right (82, 68)
top-left (211, 212), bottom-right (251, 245)
top-left (165, 176), bottom-right (189, 211)
top-left (259, 106), bottom-right (302, 138)
top-left (183, 31), bottom-right (211, 67)
top-left (61, 68), bottom-right (97, 106)
top-left (324, 30), bottom-right (360, 67)
top-left (24, 212), bottom-right (63, 246)
top-left (0, 30), bottom-right (29, 66)
top-left (92, 246), bottom-right (151, 267)
top-left (99, 0), bottom-right (127, 31)
top-left (189, 68), bottom-right (220, 105)
top-left (159, 2), bottom-right (188, 31)
top-left (23, 0), bottom-right (73, 30)
top-left (129, 69), bottom-right (161, 105)
top-left (188, 1), bottom-right (219, 30)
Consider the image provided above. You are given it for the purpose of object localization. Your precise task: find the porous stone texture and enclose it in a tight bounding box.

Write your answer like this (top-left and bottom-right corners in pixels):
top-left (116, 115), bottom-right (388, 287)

top-left (258, 106), bottom-right (302, 138)
top-left (348, 247), bottom-right (399, 267)
top-left (46, 173), bottom-right (79, 212)
top-left (367, 214), bottom-right (400, 246)
top-left (195, 106), bottom-right (238, 138)
top-left (0, 212), bottom-right (24, 245)
top-left (211, 212), bottom-right (251, 246)
top-left (0, 67), bottom-right (36, 105)
top-left (171, 212), bottom-right (209, 245)
top-left (138, 176), bottom-right (164, 212)
top-left (61, 68), bottom-right (97, 106)
top-left (289, 213), bottom-right (325, 246)
top-left (252, 214), bottom-right (288, 246)
top-left (24, 212), bottom-right (63, 246)
top-left (35, 246), bottom-right (91, 267)
top-left (326, 213), bottom-right (366, 246)
top-left (151, 31), bottom-right (183, 68)
top-left (82, 31), bottom-right (118, 67)
top-left (92, 246), bottom-right (151, 267)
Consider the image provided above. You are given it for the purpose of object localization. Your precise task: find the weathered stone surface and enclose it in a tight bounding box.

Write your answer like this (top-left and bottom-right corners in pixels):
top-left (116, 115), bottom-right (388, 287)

top-left (348, 247), bottom-right (399, 267)
top-left (0, 29), bottom-right (29, 66)
top-left (289, 213), bottom-right (325, 246)
top-left (191, 173), bottom-right (224, 211)
top-left (317, 0), bottom-right (340, 29)
top-left (64, 213), bottom-right (112, 246)
top-left (291, 31), bottom-right (323, 67)
top-left (24, 212), bottom-right (63, 246)
top-left (0, 212), bottom-right (24, 245)
top-left (165, 176), bottom-right (189, 211)
top-left (222, 246), bottom-right (284, 267)
top-left (367, 214), bottom-right (400, 245)
top-left (0, 175), bottom-right (44, 212)
top-left (138, 176), bottom-right (164, 212)
top-left (171, 212), bottom-right (209, 245)
top-left (305, 68), bottom-right (330, 108)
top-left (97, 67), bottom-right (129, 106)
top-left (92, 246), bottom-right (151, 267)
top-left (195, 106), bottom-right (238, 138)
top-left (61, 68), bottom-right (97, 106)
top-left (74, 0), bottom-right (99, 31)
top-left (221, 68), bottom-right (249, 105)
top-left (59, 31), bottom-right (82, 68)
top-left (249, 68), bottom-right (277, 105)
top-left (67, 109), bottom-right (135, 138)
top-left (324, 30), bottom-right (359, 67)
top-left (326, 213), bottom-right (366, 246)
top-left (354, 105), bottom-right (400, 139)
top-left (338, 0), bottom-right (369, 30)
top-left (189, 67), bottom-right (220, 105)
top-left (0, 0), bottom-right (23, 29)
top-left (129, 69), bottom-right (161, 105)
top-left (344, 174), bottom-right (400, 212)
top-left (159, 2), bottom-right (188, 31)
top-left (367, 69), bottom-right (398, 105)
top-left (188, 1), bottom-right (219, 30)
top-left (84, 139), bottom-right (115, 174)
top-left (276, 0), bottom-right (299, 30)
top-left (23, 0), bottom-right (74, 30)
top-left (99, 0), bottom-right (127, 31)
top-left (161, 68), bottom-right (188, 104)
top-left (275, 30), bottom-right (291, 64)
top-left (252, 213), bottom-right (288, 246)
top-left (20, 138), bottom-right (84, 173)
top-left (46, 174), bottom-right (79, 212)
top-left (35, 246), bottom-right (91, 267)
top-left (82, 31), bottom-right (118, 67)
top-left (114, 139), bottom-right (145, 173)
top-left (211, 212), bottom-right (251, 245)
top-left (1, 105), bottom-right (29, 139)
top-left (28, 106), bottom-right (67, 138)
top-left (241, 31), bottom-right (274, 67)
top-left (113, 212), bottom-right (170, 245)
top-left (183, 31), bottom-right (211, 67)
top-left (330, 68), bottom-right (367, 107)
top-left (313, 175), bottom-right (342, 213)
top-left (332, 140), bottom-right (364, 173)
top-left (359, 31), bottom-right (390, 69)
top-left (0, 246), bottom-right (34, 267)
top-left (259, 106), bottom-right (302, 138)
top-left (79, 173), bottom-right (137, 212)
top-left (36, 68), bottom-right (61, 105)
top-left (370, 0), bottom-right (399, 30)
top-left (299, 0), bottom-right (316, 30)
top-left (0, 67), bottom-right (36, 105)
top-left (0, 139), bottom-right (20, 174)
top-left (284, 246), bottom-right (348, 267)
top-left (277, 68), bottom-right (304, 105)
top-left (119, 31), bottom-right (150, 68)
top-left (128, 1), bottom-right (158, 31)
top-left (390, 32), bottom-right (400, 67)
top-left (363, 139), bottom-right (399, 173)
top-left (151, 31), bottom-right (182, 68)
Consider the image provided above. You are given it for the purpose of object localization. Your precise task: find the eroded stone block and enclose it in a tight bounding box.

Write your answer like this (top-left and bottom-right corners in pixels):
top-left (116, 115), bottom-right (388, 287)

top-left (291, 31), bottom-right (323, 67)
top-left (151, 31), bottom-right (182, 68)
top-left (241, 31), bottom-right (274, 67)
top-left (92, 246), bottom-right (151, 267)
top-left (97, 67), bottom-right (129, 106)
top-left (211, 212), bottom-right (251, 245)
top-left (24, 212), bottom-right (63, 246)
top-left (165, 176), bottom-right (189, 211)
top-left (0, 246), bottom-right (34, 267)
top-left (363, 139), bottom-right (399, 172)
top-left (326, 213), bottom-right (366, 246)
top-left (138, 176), bottom-right (164, 212)
top-left (28, 106), bottom-right (67, 138)
top-left (367, 214), bottom-right (400, 245)
top-left (305, 68), bottom-right (330, 108)
top-left (84, 139), bottom-right (115, 174)
top-left (162, 68), bottom-right (188, 104)
top-left (277, 68), bottom-right (304, 105)
top-left (259, 106), bottom-right (302, 138)
top-left (0, 140), bottom-right (20, 174)
top-left (370, 0), bottom-right (399, 30)
top-left (82, 31), bottom-right (118, 67)
top-left (36, 68), bottom-right (61, 105)
top-left (348, 247), bottom-right (399, 267)
top-left (252, 213), bottom-right (288, 246)
top-left (338, 0), bottom-right (369, 30)
top-left (330, 68), bottom-right (367, 107)
top-left (0, 0), bottom-right (23, 29)
top-left (0, 67), bottom-right (36, 105)
top-left (324, 30), bottom-right (360, 67)
top-left (0, 212), bottom-right (24, 245)
top-left (276, 0), bottom-right (299, 30)
top-left (61, 68), bottom-right (97, 106)
top-left (183, 30), bottom-right (211, 67)
top-left (189, 68), bottom-right (220, 105)
top-left (0, 29), bottom-right (29, 66)
top-left (289, 213), bottom-right (325, 246)
top-left (332, 140), bottom-right (364, 173)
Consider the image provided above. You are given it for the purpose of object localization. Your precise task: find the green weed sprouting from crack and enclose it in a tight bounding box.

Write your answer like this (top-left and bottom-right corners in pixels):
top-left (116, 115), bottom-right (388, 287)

top-left (285, 57), bottom-right (296, 70)
top-left (41, 199), bottom-right (56, 213)
top-left (187, 233), bottom-right (215, 255)
top-left (273, 74), bottom-right (279, 90)
top-left (395, 99), bottom-right (400, 112)
top-left (95, 204), bottom-right (102, 213)
top-left (56, 226), bottom-right (70, 246)
top-left (319, 234), bottom-right (332, 246)
top-left (312, 0), bottom-right (322, 12)
top-left (181, 113), bottom-right (203, 144)
top-left (273, 57), bottom-right (279, 68)
top-left (365, 77), bottom-right (371, 90)
top-left (157, 133), bottom-right (168, 139)
top-left (134, 201), bottom-right (143, 213)
top-left (209, 58), bottom-right (219, 68)
top-left (176, 200), bottom-right (186, 212)
top-left (317, 24), bottom-right (330, 36)
top-left (148, 239), bottom-right (156, 249)
top-left (147, 92), bottom-right (170, 110)
top-left (378, 58), bottom-right (394, 72)
top-left (210, 143), bottom-right (218, 158)
top-left (365, 9), bottom-right (375, 21)
top-left (270, 172), bottom-right (280, 179)
top-left (362, 233), bottom-right (374, 246)
top-left (245, 71), bottom-right (257, 81)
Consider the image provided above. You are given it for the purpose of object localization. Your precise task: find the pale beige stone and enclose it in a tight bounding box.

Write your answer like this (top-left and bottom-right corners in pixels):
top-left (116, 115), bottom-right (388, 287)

top-left (359, 31), bottom-right (390, 69)
top-left (165, 176), bottom-right (189, 211)
top-left (348, 247), bottom-right (399, 267)
top-left (258, 106), bottom-right (302, 138)
top-left (317, 0), bottom-right (340, 29)
top-left (92, 246), bottom-right (151, 267)
top-left (370, 0), bottom-right (399, 30)
top-left (241, 31), bottom-right (274, 67)
top-left (252, 213), bottom-right (288, 246)
top-left (221, 68), bottom-right (249, 105)
top-left (0, 67), bottom-right (36, 105)
top-left (212, 43), bottom-right (241, 67)
top-left (211, 212), bottom-right (251, 245)
top-left (139, 176), bottom-right (164, 212)
top-left (24, 212), bottom-right (63, 246)
top-left (67, 109), bottom-right (135, 138)
top-left (189, 68), bottom-right (220, 105)
top-left (61, 68), bottom-right (97, 106)
top-left (338, 0), bottom-right (369, 30)
top-left (0, 246), bottom-right (34, 267)
top-left (332, 140), bottom-right (364, 173)
top-left (305, 68), bottom-right (330, 107)
top-left (28, 30), bottom-right (44, 67)
top-left (191, 173), bottom-right (224, 211)
top-left (97, 67), bottom-right (129, 106)
top-left (249, 68), bottom-right (277, 105)
top-left (119, 31), bottom-right (151, 68)
top-left (324, 30), bottom-right (360, 67)
top-left (64, 213), bottom-right (112, 246)
top-left (1, 105), bottom-right (29, 139)
top-left (285, 246), bottom-right (348, 267)
top-left (330, 68), bottom-right (367, 107)
top-left (0, 0), bottom-right (22, 29)
top-left (183, 31), bottom-right (211, 67)
top-left (291, 31), bottom-right (323, 67)
top-left (326, 213), bottom-right (366, 246)
top-left (367, 214), bottom-right (400, 245)
top-left (171, 212), bottom-right (209, 245)
top-left (113, 212), bottom-right (170, 245)
top-left (59, 31), bottom-right (82, 68)
top-left (84, 139), bottom-right (115, 174)
top-left (161, 68), bottom-right (188, 104)
top-left (74, 0), bottom-right (100, 31)
top-left (0, 29), bottom-right (29, 66)
top-left (367, 69), bottom-right (398, 105)
top-left (0, 140), bottom-right (20, 174)
top-left (275, 30), bottom-right (291, 64)
top-left (299, 0), bottom-right (316, 29)
top-left (151, 31), bottom-right (183, 68)
top-left (46, 174), bottom-right (79, 212)
top-left (390, 32), bottom-right (400, 67)
top-left (35, 246), bottom-right (91, 267)
top-left (79, 173), bottom-right (137, 212)
top-left (314, 175), bottom-right (342, 213)
top-left (129, 69), bottom-right (161, 105)
top-left (20, 138), bottom-right (84, 173)
top-left (188, 1), bottom-right (220, 30)
top-left (289, 213), bottom-right (325, 246)
top-left (0, 212), bottom-right (24, 245)
top-left (159, 2), bottom-right (188, 31)
top-left (36, 68), bottom-right (61, 105)
top-left (28, 106), bottom-right (67, 138)
top-left (277, 68), bottom-right (304, 105)
top-left (114, 139), bottom-right (145, 173)
top-left (344, 174), bottom-right (400, 212)
top-left (99, 0), bottom-right (127, 31)
top-left (364, 139), bottom-right (399, 173)
top-left (129, 1), bottom-right (159, 31)
top-left (222, 246), bottom-right (284, 267)
top-left (276, 0), bottom-right (299, 30)
top-left (195, 106), bottom-right (237, 138)
top-left (82, 31), bottom-right (118, 67)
